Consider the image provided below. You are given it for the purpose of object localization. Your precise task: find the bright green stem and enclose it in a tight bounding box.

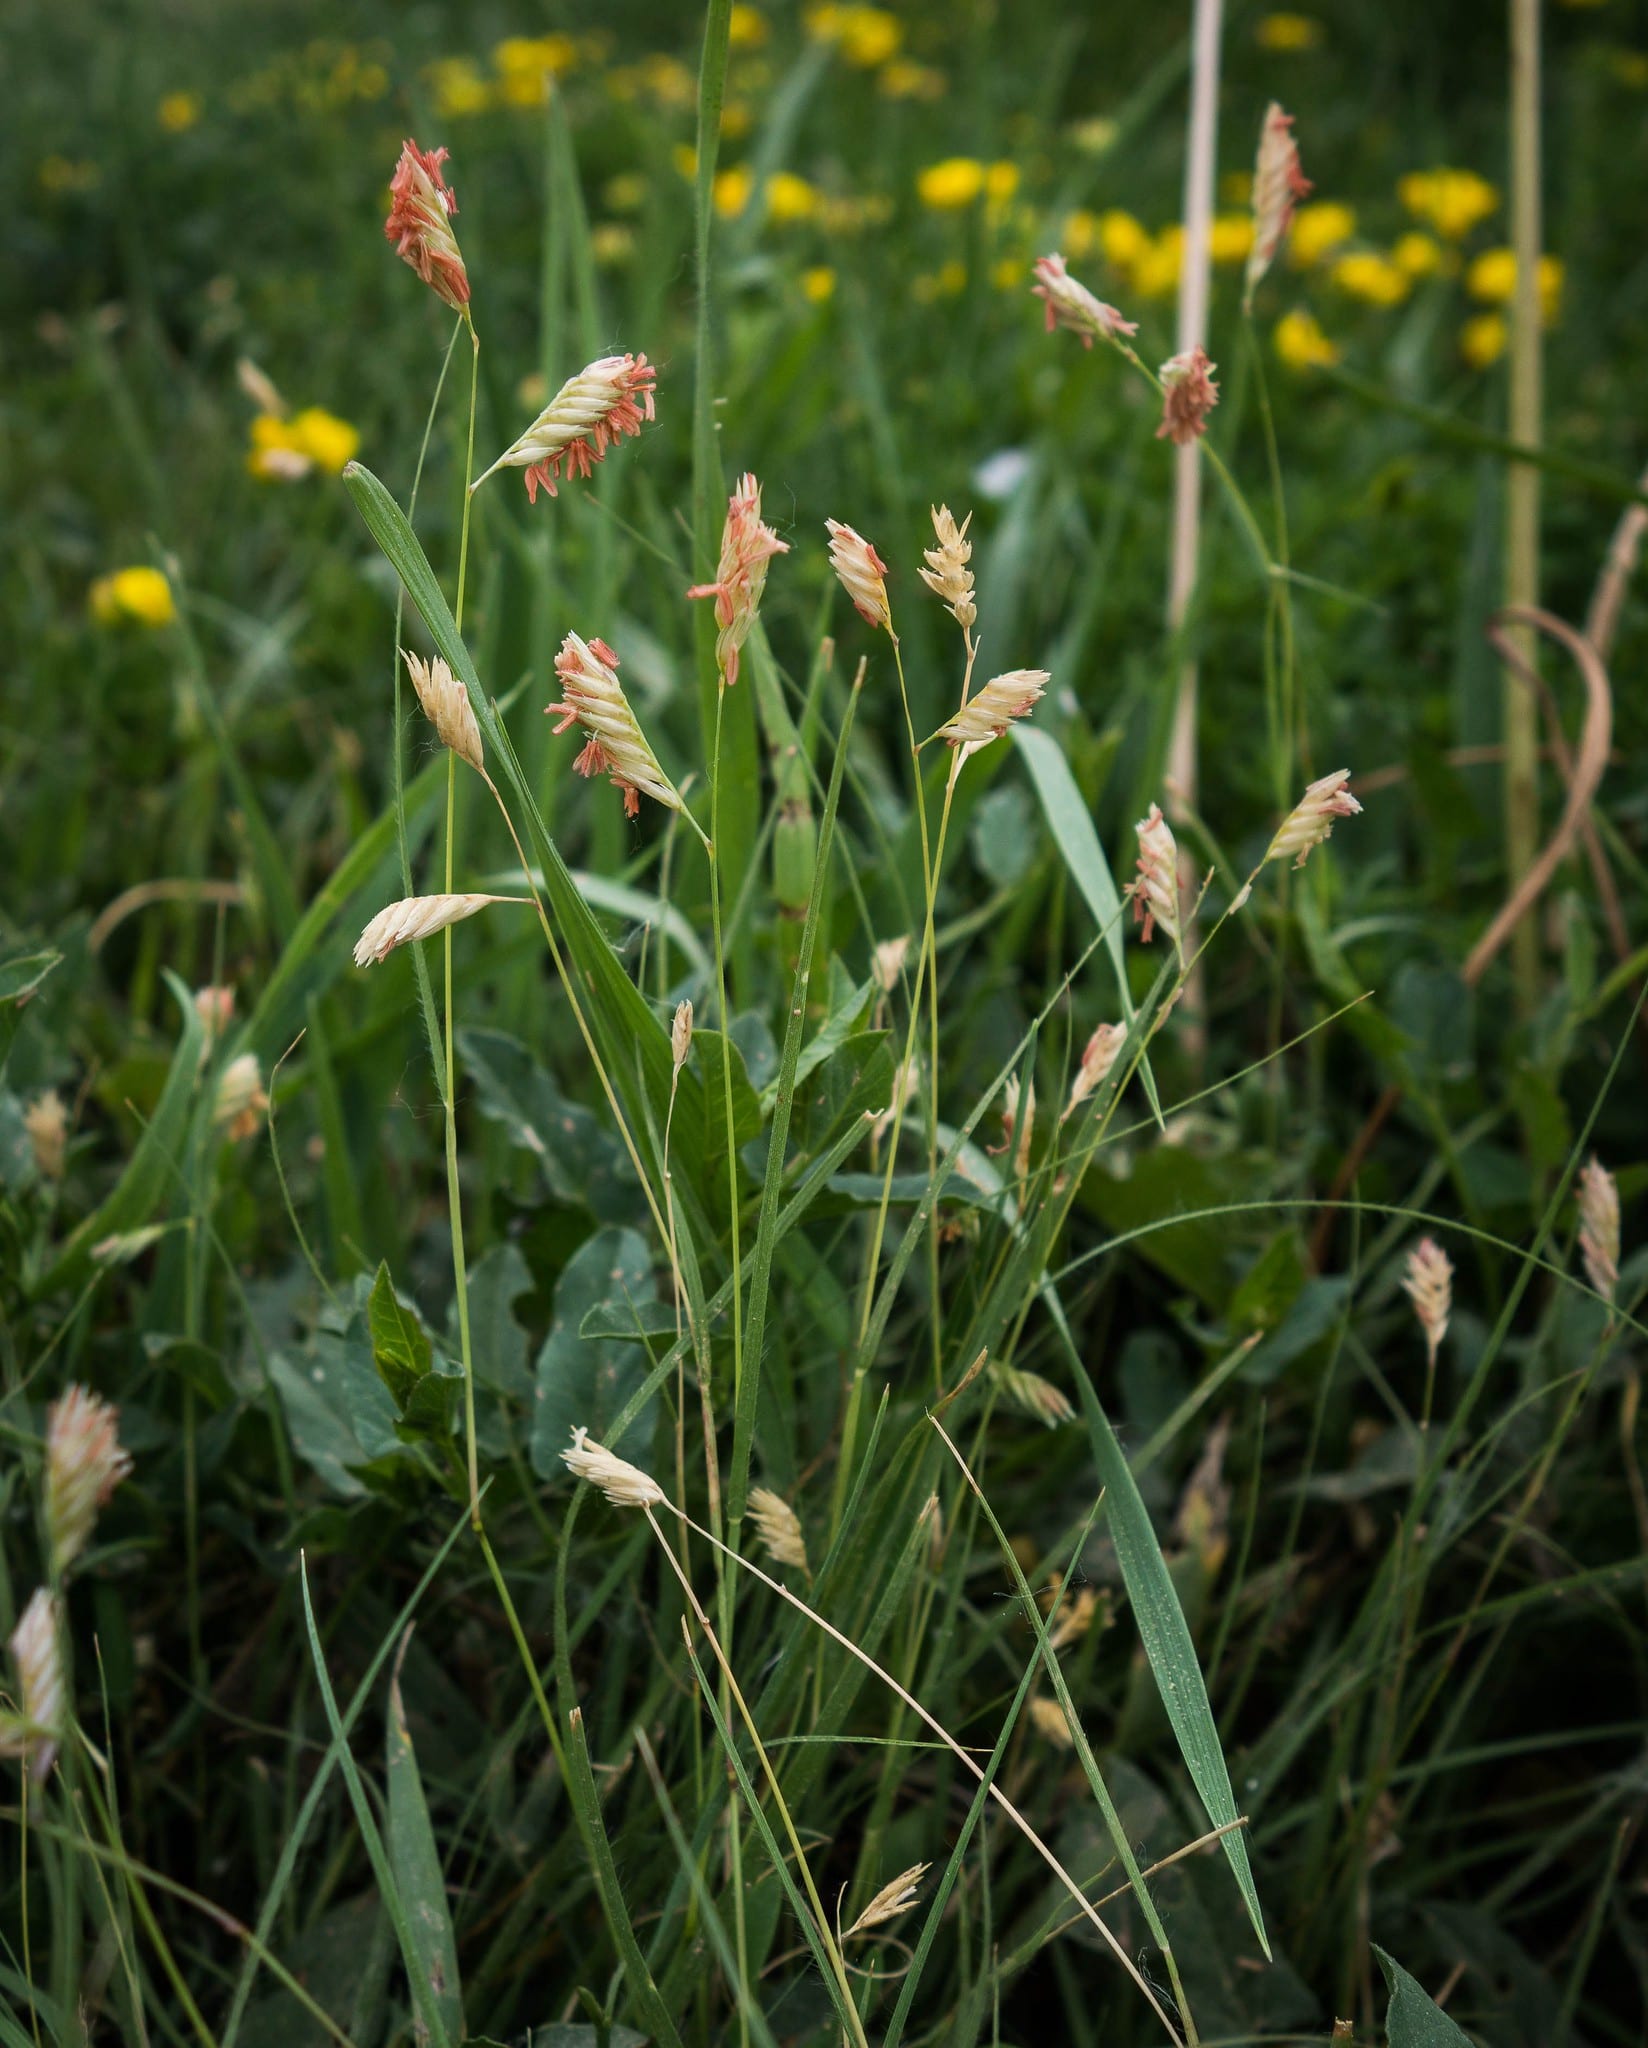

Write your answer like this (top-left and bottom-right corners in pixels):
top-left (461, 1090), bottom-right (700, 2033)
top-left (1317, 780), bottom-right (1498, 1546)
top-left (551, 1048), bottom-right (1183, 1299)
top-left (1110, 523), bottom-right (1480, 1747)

top-left (708, 687), bottom-right (744, 1439)
top-left (477, 1523), bottom-right (568, 1778)
top-left (1505, 0), bottom-right (1543, 1006)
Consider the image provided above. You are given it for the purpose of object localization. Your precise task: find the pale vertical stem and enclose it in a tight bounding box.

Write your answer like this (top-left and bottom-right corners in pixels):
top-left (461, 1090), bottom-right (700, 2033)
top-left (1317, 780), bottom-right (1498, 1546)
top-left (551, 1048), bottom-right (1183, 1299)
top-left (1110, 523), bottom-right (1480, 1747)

top-left (1505, 0), bottom-right (1543, 1005)
top-left (1166, 0), bottom-right (1224, 1069)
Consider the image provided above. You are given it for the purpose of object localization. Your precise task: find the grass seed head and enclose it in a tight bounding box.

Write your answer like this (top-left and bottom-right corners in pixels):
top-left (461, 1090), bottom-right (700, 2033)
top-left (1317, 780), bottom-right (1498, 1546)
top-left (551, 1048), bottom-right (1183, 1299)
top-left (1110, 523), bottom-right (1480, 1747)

top-left (687, 472), bottom-right (789, 687)
top-left (1402, 1237), bottom-right (1453, 1368)
top-left (562, 1426), bottom-right (666, 1508)
top-left (873, 935), bottom-right (911, 990)
top-left (1246, 103), bottom-right (1312, 306)
top-left (1063, 1022), bottom-right (1126, 1123)
top-left (846, 1862), bottom-right (930, 1936)
top-left (476, 354), bottom-right (657, 502)
top-left (24, 1091), bottom-right (67, 1181)
top-left (1577, 1158), bottom-right (1620, 1304)
top-left (1, 1589), bottom-right (65, 1782)
top-left (354, 893), bottom-right (512, 967)
top-left (919, 503), bottom-right (976, 629)
top-left (1131, 803), bottom-right (1183, 953)
top-left (1156, 344), bottom-right (1220, 445)
top-left (46, 1387), bottom-right (132, 1576)
top-left (1028, 1694), bottom-right (1074, 1748)
top-left (213, 1053), bottom-right (269, 1140)
top-left (671, 999), bottom-right (693, 1074)
top-left (990, 1360), bottom-right (1074, 1427)
top-left (1031, 252), bottom-right (1138, 348)
top-left (193, 985), bottom-right (235, 1052)
top-left (825, 518), bottom-right (893, 632)
top-left (548, 632), bottom-right (683, 818)
top-left (935, 668), bottom-right (1048, 761)
top-left (402, 649), bottom-right (484, 772)
top-left (384, 139), bottom-right (471, 311)
top-left (1266, 769), bottom-right (1362, 868)
top-left (747, 1486), bottom-right (810, 1573)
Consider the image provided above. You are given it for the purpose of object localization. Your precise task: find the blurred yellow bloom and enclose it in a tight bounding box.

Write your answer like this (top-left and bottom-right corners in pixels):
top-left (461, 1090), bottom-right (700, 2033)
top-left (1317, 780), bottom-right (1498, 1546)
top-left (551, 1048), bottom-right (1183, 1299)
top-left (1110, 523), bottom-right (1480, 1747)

top-left (1608, 51), bottom-right (1648, 87)
top-left (1256, 12), bottom-right (1323, 48)
top-left (729, 4), bottom-right (769, 48)
top-left (714, 165), bottom-right (755, 218)
top-left (918, 158), bottom-right (986, 209)
top-left (879, 59), bottom-right (946, 99)
top-left (991, 256), bottom-right (1027, 290)
top-left (591, 223), bottom-right (635, 266)
top-left (1289, 201), bottom-right (1356, 267)
top-left (158, 92), bottom-right (201, 133)
top-left (1208, 213), bottom-right (1255, 264)
top-left (673, 144), bottom-right (699, 181)
top-left (807, 4), bottom-right (903, 66)
top-left (604, 173), bottom-right (647, 213)
top-left (1392, 231), bottom-right (1445, 278)
top-left (611, 54), bottom-right (695, 106)
top-left (493, 35), bottom-right (575, 105)
top-left (766, 171), bottom-right (820, 223)
top-left (913, 259), bottom-right (968, 302)
top-left (39, 156), bottom-right (100, 194)
top-left (1131, 226), bottom-right (1184, 299)
top-left (1461, 312), bottom-right (1508, 367)
top-left (1068, 116), bottom-right (1118, 156)
top-left (1331, 251), bottom-right (1410, 306)
top-left (1098, 209), bottom-right (1150, 270)
top-left (819, 191), bottom-right (893, 233)
top-left (984, 161), bottom-right (1020, 206)
top-left (720, 100), bottom-right (753, 139)
top-left (1397, 168), bottom-right (1498, 240)
top-left (90, 567), bottom-right (176, 629)
top-left (293, 408), bottom-right (359, 473)
top-left (802, 265), bottom-right (838, 303)
top-left (1061, 209), bottom-right (1099, 259)
top-left (1466, 247), bottom-right (1563, 320)
top-left (428, 57), bottom-right (493, 118)
top-left (1274, 307), bottom-right (1340, 369)
top-left (248, 408), bottom-right (359, 479)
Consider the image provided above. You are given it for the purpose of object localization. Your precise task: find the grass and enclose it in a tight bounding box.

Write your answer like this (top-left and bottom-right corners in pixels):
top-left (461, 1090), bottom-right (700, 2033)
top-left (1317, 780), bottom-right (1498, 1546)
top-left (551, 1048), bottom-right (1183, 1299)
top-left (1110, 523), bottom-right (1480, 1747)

top-left (3, 1), bottom-right (1648, 2043)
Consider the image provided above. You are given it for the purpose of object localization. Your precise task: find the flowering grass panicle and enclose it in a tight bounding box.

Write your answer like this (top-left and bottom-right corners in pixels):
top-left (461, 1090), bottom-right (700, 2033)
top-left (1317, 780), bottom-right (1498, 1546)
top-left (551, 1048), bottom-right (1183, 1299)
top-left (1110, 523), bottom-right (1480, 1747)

top-left (846, 1864), bottom-right (930, 1936)
top-left (193, 985), bottom-right (235, 1051)
top-left (1577, 1159), bottom-right (1620, 1305)
top-left (1063, 1022), bottom-right (1126, 1122)
top-left (873, 935), bottom-right (911, 991)
top-left (1, 1590), bottom-right (65, 1782)
top-left (384, 139), bottom-right (470, 311)
top-left (671, 999), bottom-right (694, 1075)
top-left (1047, 1584), bottom-right (1105, 1654)
top-left (686, 473), bottom-right (789, 687)
top-left (213, 1053), bottom-right (269, 1141)
top-left (1131, 804), bottom-right (1183, 954)
top-left (991, 1360), bottom-right (1075, 1428)
top-left (747, 1486), bottom-right (810, 1573)
top-left (403, 649), bottom-right (484, 772)
top-left (918, 504), bottom-right (976, 630)
top-left (354, 893), bottom-right (513, 967)
top-left (46, 1387), bottom-right (132, 1575)
top-left (562, 1426), bottom-right (666, 1508)
top-left (1266, 769), bottom-right (1362, 868)
top-left (1245, 103), bottom-right (1311, 306)
top-left (1402, 1238), bottom-right (1453, 1370)
top-left (825, 519), bottom-right (893, 632)
top-left (1028, 1695), bottom-right (1075, 1748)
top-left (994, 1074), bottom-right (1036, 1182)
top-left (24, 1091), bottom-right (67, 1181)
top-left (1030, 253), bottom-right (1138, 348)
top-left (474, 354), bottom-right (657, 503)
top-left (1156, 345), bottom-right (1220, 445)
top-left (548, 632), bottom-right (683, 818)
top-left (934, 669), bottom-right (1048, 761)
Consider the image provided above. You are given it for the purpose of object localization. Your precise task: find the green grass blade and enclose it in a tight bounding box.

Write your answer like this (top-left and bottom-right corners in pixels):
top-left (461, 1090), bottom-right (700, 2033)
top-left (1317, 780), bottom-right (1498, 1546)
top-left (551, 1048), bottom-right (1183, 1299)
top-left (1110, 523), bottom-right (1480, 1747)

top-left (386, 1640), bottom-right (465, 2043)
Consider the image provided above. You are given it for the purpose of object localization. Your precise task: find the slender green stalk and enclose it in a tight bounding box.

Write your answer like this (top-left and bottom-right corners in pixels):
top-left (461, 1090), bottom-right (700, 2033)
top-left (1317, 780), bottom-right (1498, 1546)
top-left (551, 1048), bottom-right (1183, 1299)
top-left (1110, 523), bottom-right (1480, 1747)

top-left (708, 685), bottom-right (744, 1449)
top-left (1505, 0), bottom-right (1543, 1004)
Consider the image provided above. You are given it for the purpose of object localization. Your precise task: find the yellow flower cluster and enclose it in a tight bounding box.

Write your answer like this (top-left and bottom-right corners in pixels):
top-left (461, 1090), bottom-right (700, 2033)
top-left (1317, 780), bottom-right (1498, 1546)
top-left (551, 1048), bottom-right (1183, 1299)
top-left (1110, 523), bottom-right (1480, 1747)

top-left (247, 408), bottom-right (360, 481)
top-left (430, 36), bottom-right (581, 117)
top-left (1289, 201), bottom-right (1356, 267)
top-left (1466, 247), bottom-right (1564, 321)
top-left (1330, 251), bottom-right (1410, 307)
top-left (158, 92), bottom-right (201, 133)
top-left (90, 567), bottom-right (176, 630)
top-left (1274, 308), bottom-right (1340, 370)
top-left (915, 158), bottom-right (1020, 211)
top-left (1062, 208), bottom-right (1250, 300)
top-left (879, 59), bottom-right (946, 100)
top-left (805, 4), bottom-right (903, 67)
top-left (39, 157), bottom-right (101, 195)
top-left (1256, 12), bottom-right (1323, 49)
top-left (229, 40), bottom-right (388, 117)
top-left (1398, 168), bottom-right (1499, 240)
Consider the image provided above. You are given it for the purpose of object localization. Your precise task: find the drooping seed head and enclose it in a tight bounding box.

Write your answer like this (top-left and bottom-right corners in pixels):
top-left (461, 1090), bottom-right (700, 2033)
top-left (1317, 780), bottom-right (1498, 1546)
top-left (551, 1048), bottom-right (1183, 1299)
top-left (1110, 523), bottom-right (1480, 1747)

top-left (1, 1589), bottom-right (65, 1782)
top-left (24, 1092), bottom-right (67, 1181)
top-left (825, 519), bottom-right (893, 632)
top-left (1031, 252), bottom-right (1139, 349)
top-left (1131, 804), bottom-right (1183, 954)
top-left (474, 354), bottom-right (657, 502)
top-left (384, 139), bottom-right (471, 311)
top-left (1156, 345), bottom-right (1220, 446)
top-left (747, 1486), bottom-right (810, 1573)
top-left (872, 935), bottom-right (911, 991)
top-left (1401, 1237), bottom-right (1453, 1369)
top-left (354, 893), bottom-right (513, 968)
top-left (1577, 1158), bottom-right (1620, 1305)
top-left (1028, 1695), bottom-right (1075, 1748)
top-left (46, 1387), bottom-right (132, 1576)
top-left (990, 1359), bottom-right (1074, 1428)
top-left (686, 473), bottom-right (789, 687)
top-left (919, 504), bottom-right (976, 630)
top-left (548, 632), bottom-right (683, 819)
top-left (562, 1426), bottom-right (667, 1508)
top-left (934, 669), bottom-right (1048, 762)
top-left (1047, 1584), bottom-right (1106, 1654)
top-left (213, 1053), bottom-right (269, 1141)
top-left (846, 1863), bottom-right (930, 1937)
top-left (1245, 103), bottom-right (1311, 307)
top-left (1266, 770), bottom-right (1362, 869)
top-left (402, 649), bottom-right (484, 772)
top-left (1062, 1022), bottom-right (1126, 1123)
top-left (671, 999), bottom-right (694, 1075)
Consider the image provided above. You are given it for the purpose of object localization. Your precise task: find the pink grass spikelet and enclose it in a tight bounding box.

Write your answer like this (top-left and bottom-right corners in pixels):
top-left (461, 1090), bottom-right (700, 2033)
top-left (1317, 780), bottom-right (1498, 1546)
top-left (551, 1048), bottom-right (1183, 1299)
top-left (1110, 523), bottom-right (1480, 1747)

top-left (1156, 345), bottom-right (1220, 446)
top-left (687, 473), bottom-right (789, 688)
top-left (1, 1590), bottom-right (65, 1783)
top-left (213, 1053), bottom-right (269, 1142)
top-left (1063, 1022), bottom-right (1126, 1123)
top-left (1266, 769), bottom-right (1362, 869)
top-left (384, 139), bottom-right (471, 312)
top-left (1577, 1158), bottom-right (1620, 1305)
top-left (825, 519), bottom-right (893, 632)
top-left (46, 1387), bottom-right (133, 1576)
top-left (548, 632), bottom-right (683, 819)
top-left (473, 354), bottom-right (657, 503)
top-left (1131, 804), bottom-right (1183, 955)
top-left (1245, 103), bottom-right (1311, 307)
top-left (1031, 253), bottom-right (1138, 349)
top-left (1402, 1238), bottom-right (1453, 1370)
top-left (934, 669), bottom-right (1048, 762)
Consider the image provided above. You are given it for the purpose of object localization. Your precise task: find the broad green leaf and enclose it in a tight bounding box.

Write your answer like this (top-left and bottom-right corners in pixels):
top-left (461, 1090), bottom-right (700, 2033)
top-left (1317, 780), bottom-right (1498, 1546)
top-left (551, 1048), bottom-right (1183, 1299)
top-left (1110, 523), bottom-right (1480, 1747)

top-left (458, 1026), bottom-right (636, 1223)
top-left (463, 1244), bottom-right (536, 1398)
top-left (531, 1227), bottom-right (658, 1477)
top-left (370, 1262), bottom-right (434, 1409)
top-left (388, 1647), bottom-right (466, 2045)
top-left (1374, 1946), bottom-right (1477, 2046)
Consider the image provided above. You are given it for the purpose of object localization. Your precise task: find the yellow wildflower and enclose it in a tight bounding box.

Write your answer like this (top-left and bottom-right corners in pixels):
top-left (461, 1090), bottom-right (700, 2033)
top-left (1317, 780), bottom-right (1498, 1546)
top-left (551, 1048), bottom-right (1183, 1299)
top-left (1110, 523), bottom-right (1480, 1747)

top-left (720, 101), bottom-right (753, 139)
top-left (591, 223), bottom-right (635, 267)
top-left (1392, 231), bottom-right (1445, 278)
top-left (672, 144), bottom-right (698, 181)
top-left (1398, 168), bottom-right (1498, 240)
top-left (1256, 12), bottom-right (1322, 48)
top-left (290, 408), bottom-right (359, 473)
top-left (729, 4), bottom-right (769, 48)
top-left (158, 92), bottom-right (201, 133)
top-left (1274, 307), bottom-right (1340, 369)
top-left (913, 260), bottom-right (968, 303)
top-left (918, 157), bottom-right (986, 210)
top-left (1461, 312), bottom-right (1508, 367)
top-left (802, 265), bottom-right (838, 303)
top-left (807, 4), bottom-right (903, 67)
top-left (1131, 226), bottom-right (1184, 300)
top-left (247, 409), bottom-right (359, 479)
top-left (879, 59), bottom-right (946, 100)
top-left (1288, 201), bottom-right (1356, 266)
top-left (984, 161), bottom-right (1021, 206)
top-left (1062, 209), bottom-right (1100, 259)
top-left (991, 256), bottom-right (1027, 291)
top-left (714, 165), bottom-right (755, 218)
top-left (1466, 247), bottom-right (1563, 321)
top-left (90, 567), bottom-right (176, 630)
top-left (1068, 116), bottom-right (1118, 156)
top-left (493, 35), bottom-right (575, 105)
top-left (1098, 209), bottom-right (1150, 271)
top-left (1330, 251), bottom-right (1410, 306)
top-left (604, 173), bottom-right (647, 213)
top-left (766, 171), bottom-right (820, 223)
top-left (427, 58), bottom-right (493, 118)
top-left (39, 157), bottom-right (100, 195)
top-left (1208, 213), bottom-right (1255, 264)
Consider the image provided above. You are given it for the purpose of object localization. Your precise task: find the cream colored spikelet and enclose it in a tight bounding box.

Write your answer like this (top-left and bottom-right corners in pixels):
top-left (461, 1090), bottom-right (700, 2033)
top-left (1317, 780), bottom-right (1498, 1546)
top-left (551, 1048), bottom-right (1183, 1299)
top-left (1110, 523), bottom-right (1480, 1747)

top-left (354, 894), bottom-right (518, 968)
top-left (402, 649), bottom-right (484, 772)
top-left (561, 1426), bottom-right (667, 1508)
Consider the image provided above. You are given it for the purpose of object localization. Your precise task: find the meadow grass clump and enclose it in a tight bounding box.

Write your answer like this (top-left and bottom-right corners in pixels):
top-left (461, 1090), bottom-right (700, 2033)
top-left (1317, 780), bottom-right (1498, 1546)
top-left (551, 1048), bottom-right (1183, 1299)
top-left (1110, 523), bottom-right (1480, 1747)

top-left (3, 3), bottom-right (1647, 2044)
